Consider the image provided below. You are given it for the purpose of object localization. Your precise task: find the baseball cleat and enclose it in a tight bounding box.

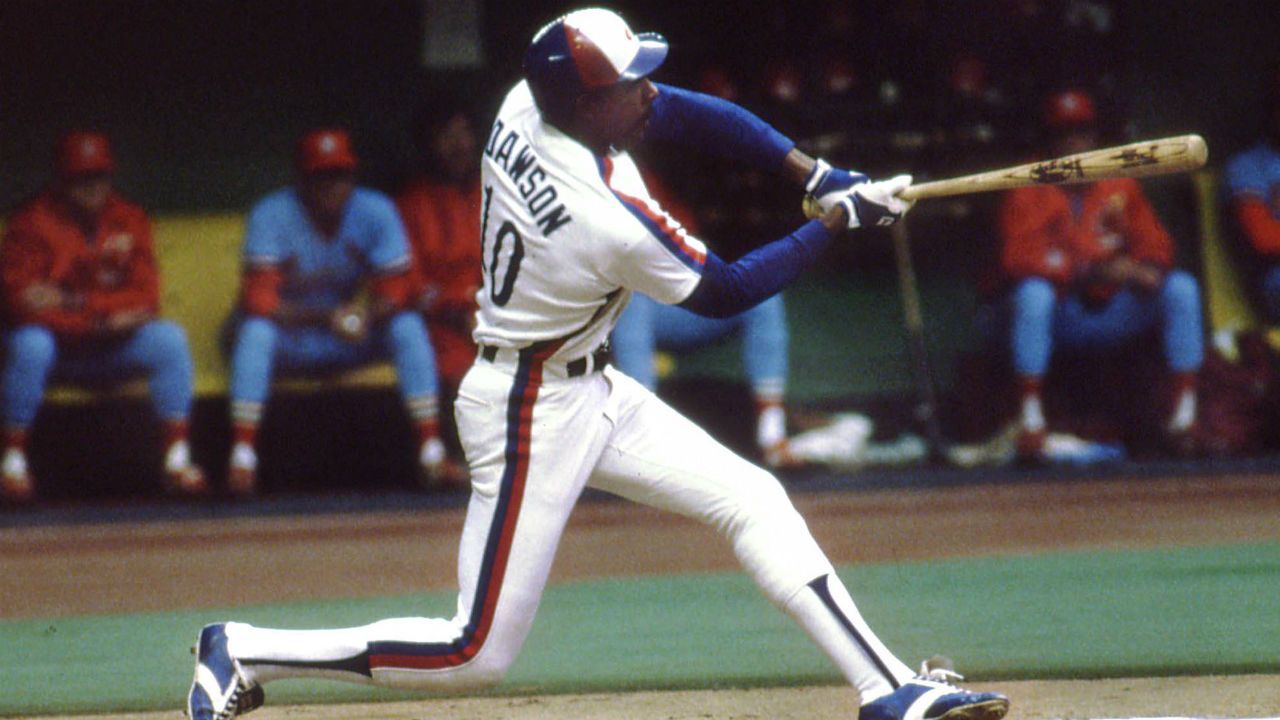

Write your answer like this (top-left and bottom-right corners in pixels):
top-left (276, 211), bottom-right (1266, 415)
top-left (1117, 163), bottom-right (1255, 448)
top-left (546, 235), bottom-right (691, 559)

top-left (227, 443), bottom-right (258, 497)
top-left (1, 448), bottom-right (36, 505)
top-left (858, 672), bottom-right (1009, 720)
top-left (188, 623), bottom-right (263, 720)
top-left (166, 465), bottom-right (210, 496)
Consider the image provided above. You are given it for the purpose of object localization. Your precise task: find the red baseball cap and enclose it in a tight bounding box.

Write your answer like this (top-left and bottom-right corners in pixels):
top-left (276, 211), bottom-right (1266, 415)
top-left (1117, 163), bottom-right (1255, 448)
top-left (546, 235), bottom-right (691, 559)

top-left (296, 128), bottom-right (358, 174)
top-left (56, 131), bottom-right (115, 178)
top-left (1044, 89), bottom-right (1097, 129)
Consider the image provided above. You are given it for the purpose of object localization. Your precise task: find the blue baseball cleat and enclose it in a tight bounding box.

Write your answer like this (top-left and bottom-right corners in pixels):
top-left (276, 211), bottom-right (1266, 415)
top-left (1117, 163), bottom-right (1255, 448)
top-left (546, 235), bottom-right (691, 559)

top-left (859, 667), bottom-right (1009, 720)
top-left (187, 623), bottom-right (263, 720)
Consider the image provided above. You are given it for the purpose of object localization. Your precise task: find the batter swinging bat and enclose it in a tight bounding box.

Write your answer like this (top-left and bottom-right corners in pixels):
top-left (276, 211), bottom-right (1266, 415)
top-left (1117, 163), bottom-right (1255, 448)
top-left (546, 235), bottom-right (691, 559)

top-left (804, 134), bottom-right (1207, 216)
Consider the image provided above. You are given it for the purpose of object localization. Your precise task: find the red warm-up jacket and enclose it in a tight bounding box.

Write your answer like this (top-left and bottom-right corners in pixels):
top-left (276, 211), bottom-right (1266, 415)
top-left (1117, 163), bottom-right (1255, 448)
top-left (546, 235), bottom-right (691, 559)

top-left (395, 178), bottom-right (483, 385)
top-left (2, 190), bottom-right (161, 337)
top-left (998, 178), bottom-right (1174, 300)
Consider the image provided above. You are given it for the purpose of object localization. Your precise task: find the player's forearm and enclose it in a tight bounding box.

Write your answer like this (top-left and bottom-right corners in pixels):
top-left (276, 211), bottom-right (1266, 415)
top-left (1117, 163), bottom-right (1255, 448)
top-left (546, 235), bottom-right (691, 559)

top-left (781, 147), bottom-right (819, 187)
top-left (679, 219), bottom-right (834, 318)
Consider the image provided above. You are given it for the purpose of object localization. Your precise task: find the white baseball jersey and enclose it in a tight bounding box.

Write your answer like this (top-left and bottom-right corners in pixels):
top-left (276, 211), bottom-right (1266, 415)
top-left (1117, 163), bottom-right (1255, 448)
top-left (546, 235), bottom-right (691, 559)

top-left (473, 80), bottom-right (709, 361)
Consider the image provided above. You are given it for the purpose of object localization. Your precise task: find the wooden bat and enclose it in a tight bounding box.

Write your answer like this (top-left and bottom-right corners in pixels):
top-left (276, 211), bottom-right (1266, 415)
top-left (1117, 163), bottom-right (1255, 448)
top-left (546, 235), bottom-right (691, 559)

top-left (804, 134), bottom-right (1207, 215)
top-left (888, 220), bottom-right (947, 463)
top-left (898, 133), bottom-right (1207, 201)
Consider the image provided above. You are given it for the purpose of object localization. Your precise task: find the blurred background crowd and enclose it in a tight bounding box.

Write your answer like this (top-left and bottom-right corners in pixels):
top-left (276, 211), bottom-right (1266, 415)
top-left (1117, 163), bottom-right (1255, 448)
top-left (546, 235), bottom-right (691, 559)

top-left (2, 0), bottom-right (1280, 505)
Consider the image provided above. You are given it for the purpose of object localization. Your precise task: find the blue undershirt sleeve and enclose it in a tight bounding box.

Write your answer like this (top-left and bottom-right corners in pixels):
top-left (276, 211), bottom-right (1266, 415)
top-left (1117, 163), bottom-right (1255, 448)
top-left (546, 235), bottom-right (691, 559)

top-left (678, 220), bottom-right (833, 318)
top-left (647, 83), bottom-right (795, 172)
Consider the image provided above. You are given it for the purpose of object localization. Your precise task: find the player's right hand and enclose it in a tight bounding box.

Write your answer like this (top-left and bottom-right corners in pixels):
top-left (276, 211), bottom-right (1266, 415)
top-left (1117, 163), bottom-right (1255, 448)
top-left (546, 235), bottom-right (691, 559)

top-left (837, 174), bottom-right (914, 229)
top-left (331, 303), bottom-right (369, 343)
top-left (803, 159), bottom-right (868, 216)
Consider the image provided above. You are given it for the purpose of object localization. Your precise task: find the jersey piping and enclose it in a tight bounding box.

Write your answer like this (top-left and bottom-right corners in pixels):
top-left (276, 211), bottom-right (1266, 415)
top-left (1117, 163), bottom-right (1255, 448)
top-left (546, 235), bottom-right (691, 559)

top-left (596, 155), bottom-right (705, 272)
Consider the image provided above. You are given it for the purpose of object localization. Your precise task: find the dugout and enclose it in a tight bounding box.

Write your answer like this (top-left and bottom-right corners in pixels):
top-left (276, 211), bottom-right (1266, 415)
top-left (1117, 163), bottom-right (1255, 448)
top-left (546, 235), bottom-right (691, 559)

top-left (2, 1), bottom-right (1279, 499)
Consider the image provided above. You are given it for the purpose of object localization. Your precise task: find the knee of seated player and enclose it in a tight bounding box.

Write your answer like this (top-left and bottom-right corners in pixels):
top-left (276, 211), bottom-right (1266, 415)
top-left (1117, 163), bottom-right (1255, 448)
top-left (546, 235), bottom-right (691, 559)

top-left (135, 319), bottom-right (192, 366)
top-left (1010, 277), bottom-right (1056, 318)
top-left (235, 315), bottom-right (280, 349)
top-left (383, 310), bottom-right (433, 350)
top-left (1160, 269), bottom-right (1201, 312)
top-left (6, 325), bottom-right (57, 372)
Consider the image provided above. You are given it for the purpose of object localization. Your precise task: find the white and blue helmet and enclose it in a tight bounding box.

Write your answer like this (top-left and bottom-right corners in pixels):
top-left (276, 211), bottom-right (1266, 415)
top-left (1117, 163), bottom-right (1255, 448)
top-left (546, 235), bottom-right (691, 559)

top-left (523, 8), bottom-right (668, 123)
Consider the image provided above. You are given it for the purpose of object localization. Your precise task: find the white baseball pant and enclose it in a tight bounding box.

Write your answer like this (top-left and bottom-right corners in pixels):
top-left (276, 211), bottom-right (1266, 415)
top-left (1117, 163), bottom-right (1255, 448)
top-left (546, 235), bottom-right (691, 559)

top-left (225, 350), bottom-right (914, 702)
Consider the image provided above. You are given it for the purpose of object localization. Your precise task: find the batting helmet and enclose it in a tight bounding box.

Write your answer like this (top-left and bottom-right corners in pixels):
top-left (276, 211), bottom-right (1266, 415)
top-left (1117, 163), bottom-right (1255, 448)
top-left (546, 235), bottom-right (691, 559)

top-left (523, 8), bottom-right (668, 125)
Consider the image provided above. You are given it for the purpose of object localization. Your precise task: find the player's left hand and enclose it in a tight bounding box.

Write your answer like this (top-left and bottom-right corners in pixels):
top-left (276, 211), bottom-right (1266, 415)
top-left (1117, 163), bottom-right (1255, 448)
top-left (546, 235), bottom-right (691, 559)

top-left (102, 308), bottom-right (154, 333)
top-left (803, 159), bottom-right (868, 217)
top-left (837, 174), bottom-right (915, 229)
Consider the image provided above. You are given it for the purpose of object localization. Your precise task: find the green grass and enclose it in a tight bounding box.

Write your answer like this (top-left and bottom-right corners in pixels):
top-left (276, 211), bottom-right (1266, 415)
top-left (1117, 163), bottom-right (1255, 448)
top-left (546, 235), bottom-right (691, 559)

top-left (3, 542), bottom-right (1278, 716)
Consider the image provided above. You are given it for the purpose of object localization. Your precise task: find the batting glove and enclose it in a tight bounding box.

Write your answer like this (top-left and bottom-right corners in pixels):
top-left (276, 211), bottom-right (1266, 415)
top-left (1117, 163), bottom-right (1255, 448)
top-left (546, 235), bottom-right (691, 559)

top-left (837, 174), bottom-right (915, 229)
top-left (804, 159), bottom-right (869, 216)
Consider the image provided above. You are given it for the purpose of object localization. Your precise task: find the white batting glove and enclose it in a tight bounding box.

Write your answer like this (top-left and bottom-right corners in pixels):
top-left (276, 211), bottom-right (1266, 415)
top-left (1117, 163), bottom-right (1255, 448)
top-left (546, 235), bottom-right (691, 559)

top-left (837, 174), bottom-right (914, 229)
top-left (804, 159), bottom-right (869, 216)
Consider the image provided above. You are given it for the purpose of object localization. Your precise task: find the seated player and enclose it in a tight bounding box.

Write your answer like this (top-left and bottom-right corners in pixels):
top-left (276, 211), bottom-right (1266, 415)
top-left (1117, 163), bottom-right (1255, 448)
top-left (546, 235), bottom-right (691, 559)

top-left (394, 96), bottom-right (484, 487)
top-left (1222, 65), bottom-right (1280, 320)
top-left (996, 90), bottom-right (1204, 459)
top-left (224, 128), bottom-right (446, 496)
top-left (0, 131), bottom-right (207, 503)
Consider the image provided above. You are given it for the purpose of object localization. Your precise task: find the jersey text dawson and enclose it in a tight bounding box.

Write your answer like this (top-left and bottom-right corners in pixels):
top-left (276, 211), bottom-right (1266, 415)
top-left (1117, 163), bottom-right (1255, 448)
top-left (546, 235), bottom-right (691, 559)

top-left (484, 119), bottom-right (573, 236)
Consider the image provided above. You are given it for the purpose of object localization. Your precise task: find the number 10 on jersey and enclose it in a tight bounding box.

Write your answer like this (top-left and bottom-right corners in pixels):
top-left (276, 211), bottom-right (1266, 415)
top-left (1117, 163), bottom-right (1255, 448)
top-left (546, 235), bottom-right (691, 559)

top-left (481, 185), bottom-right (524, 307)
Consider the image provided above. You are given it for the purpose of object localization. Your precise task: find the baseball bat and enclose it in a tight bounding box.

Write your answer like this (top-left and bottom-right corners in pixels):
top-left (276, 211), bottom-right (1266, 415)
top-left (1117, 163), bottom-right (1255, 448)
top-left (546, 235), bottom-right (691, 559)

top-left (898, 133), bottom-right (1207, 201)
top-left (804, 134), bottom-right (1207, 215)
top-left (889, 220), bottom-right (947, 462)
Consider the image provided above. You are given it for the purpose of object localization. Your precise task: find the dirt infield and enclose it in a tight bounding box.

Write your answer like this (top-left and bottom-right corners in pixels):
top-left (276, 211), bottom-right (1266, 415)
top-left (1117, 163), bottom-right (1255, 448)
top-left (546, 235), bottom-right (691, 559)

top-left (4, 472), bottom-right (1279, 718)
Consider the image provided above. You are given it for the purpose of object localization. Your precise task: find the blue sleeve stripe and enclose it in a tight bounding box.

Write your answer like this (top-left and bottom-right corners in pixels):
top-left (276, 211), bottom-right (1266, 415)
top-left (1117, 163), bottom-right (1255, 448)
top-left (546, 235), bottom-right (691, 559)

top-left (596, 156), bottom-right (705, 273)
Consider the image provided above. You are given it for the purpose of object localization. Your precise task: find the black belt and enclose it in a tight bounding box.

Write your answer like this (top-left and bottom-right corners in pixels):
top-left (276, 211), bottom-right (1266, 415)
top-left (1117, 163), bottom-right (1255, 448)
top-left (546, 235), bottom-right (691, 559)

top-left (480, 344), bottom-right (610, 377)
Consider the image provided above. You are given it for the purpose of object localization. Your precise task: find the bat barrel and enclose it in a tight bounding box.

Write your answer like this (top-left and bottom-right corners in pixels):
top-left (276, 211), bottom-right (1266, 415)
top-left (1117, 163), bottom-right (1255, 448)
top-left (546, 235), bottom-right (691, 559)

top-left (898, 134), bottom-right (1208, 201)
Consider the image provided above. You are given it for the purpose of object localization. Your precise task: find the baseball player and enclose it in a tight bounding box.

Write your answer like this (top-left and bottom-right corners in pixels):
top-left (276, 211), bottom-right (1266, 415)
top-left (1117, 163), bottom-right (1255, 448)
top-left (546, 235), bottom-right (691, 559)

top-left (1, 131), bottom-right (207, 504)
top-left (188, 10), bottom-right (1009, 720)
top-left (396, 96), bottom-right (486, 487)
top-left (1222, 65), bottom-right (1280, 320)
top-left (224, 128), bottom-right (447, 495)
top-left (998, 90), bottom-right (1204, 460)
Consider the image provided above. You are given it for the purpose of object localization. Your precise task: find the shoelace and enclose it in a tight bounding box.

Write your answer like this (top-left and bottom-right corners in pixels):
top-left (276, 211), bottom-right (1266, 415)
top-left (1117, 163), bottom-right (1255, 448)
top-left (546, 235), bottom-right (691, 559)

top-left (918, 660), bottom-right (966, 685)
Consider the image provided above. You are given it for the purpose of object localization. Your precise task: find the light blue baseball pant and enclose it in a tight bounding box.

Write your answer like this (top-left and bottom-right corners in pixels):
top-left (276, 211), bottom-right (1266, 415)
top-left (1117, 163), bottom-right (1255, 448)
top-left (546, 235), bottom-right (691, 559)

top-left (1008, 271), bottom-right (1204, 376)
top-left (610, 292), bottom-right (788, 394)
top-left (2, 320), bottom-right (195, 425)
top-left (228, 310), bottom-right (438, 404)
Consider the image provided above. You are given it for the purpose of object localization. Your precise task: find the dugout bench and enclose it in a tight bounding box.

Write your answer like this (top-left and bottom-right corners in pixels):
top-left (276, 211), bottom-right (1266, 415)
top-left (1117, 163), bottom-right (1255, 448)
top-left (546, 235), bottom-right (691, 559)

top-left (6, 215), bottom-right (412, 499)
top-left (41, 213), bottom-right (400, 404)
